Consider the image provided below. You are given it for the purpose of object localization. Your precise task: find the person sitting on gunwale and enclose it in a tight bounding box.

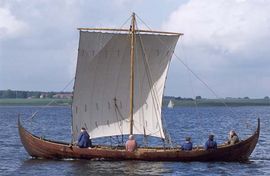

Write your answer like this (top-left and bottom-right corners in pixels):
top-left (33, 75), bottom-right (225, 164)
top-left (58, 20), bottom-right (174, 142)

top-left (125, 135), bottom-right (137, 152)
top-left (204, 134), bottom-right (217, 150)
top-left (77, 127), bottom-right (92, 148)
top-left (181, 137), bottom-right (193, 151)
top-left (227, 130), bottom-right (240, 145)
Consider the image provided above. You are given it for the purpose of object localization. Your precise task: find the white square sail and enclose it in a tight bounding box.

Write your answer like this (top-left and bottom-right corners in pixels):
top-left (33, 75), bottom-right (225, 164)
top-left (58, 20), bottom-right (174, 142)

top-left (72, 31), bottom-right (179, 140)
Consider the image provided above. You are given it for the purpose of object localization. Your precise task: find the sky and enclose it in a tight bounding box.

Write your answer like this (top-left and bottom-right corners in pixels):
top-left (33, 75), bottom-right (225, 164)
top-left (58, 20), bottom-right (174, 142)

top-left (0, 0), bottom-right (269, 98)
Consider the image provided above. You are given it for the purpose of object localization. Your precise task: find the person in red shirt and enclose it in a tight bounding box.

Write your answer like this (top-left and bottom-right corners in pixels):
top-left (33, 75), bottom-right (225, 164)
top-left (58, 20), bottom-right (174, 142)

top-left (125, 135), bottom-right (137, 152)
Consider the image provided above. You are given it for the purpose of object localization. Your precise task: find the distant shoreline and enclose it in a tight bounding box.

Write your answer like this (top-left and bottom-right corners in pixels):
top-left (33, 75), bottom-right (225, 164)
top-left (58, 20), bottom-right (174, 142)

top-left (163, 98), bottom-right (270, 107)
top-left (0, 98), bottom-right (71, 106)
top-left (0, 98), bottom-right (270, 107)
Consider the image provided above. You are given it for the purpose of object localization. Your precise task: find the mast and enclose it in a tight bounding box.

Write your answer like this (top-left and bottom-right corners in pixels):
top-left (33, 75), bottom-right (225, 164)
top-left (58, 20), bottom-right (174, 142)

top-left (129, 12), bottom-right (136, 135)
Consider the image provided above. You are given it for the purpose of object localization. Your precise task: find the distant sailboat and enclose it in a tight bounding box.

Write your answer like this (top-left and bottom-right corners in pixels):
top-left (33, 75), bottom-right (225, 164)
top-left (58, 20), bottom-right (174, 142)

top-left (18, 13), bottom-right (260, 161)
top-left (168, 100), bottom-right (174, 108)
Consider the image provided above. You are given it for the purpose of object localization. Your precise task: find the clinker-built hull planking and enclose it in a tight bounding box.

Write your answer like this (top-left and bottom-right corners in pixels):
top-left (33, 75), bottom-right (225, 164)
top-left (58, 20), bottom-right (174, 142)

top-left (18, 118), bottom-right (260, 162)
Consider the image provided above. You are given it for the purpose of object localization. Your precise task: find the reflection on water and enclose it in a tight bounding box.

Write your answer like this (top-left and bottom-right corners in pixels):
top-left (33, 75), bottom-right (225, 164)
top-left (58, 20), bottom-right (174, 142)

top-left (68, 161), bottom-right (168, 175)
top-left (0, 106), bottom-right (270, 175)
top-left (16, 159), bottom-right (169, 176)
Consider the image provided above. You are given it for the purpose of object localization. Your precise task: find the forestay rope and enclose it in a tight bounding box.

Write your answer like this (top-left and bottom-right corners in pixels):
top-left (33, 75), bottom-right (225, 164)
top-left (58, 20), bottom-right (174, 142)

top-left (25, 77), bottom-right (75, 122)
top-left (136, 14), bottom-right (254, 132)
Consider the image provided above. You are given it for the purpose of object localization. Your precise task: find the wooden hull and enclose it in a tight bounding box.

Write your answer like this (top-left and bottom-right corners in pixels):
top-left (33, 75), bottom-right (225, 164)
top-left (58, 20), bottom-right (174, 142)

top-left (18, 118), bottom-right (260, 162)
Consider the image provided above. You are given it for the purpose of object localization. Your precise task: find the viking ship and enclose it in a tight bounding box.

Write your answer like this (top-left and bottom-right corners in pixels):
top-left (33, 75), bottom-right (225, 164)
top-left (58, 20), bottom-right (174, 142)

top-left (18, 13), bottom-right (260, 161)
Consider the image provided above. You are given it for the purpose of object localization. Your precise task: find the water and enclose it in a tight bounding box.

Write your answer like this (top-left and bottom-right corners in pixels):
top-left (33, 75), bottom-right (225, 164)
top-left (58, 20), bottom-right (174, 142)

top-left (0, 106), bottom-right (269, 175)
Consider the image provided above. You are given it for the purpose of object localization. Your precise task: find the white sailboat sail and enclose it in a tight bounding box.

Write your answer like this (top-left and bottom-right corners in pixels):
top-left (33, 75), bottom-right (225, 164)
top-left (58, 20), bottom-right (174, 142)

top-left (72, 30), bottom-right (179, 140)
top-left (168, 100), bottom-right (174, 108)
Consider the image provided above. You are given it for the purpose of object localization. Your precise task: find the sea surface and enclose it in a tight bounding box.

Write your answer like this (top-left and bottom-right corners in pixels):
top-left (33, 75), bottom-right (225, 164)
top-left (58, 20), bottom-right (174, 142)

top-left (0, 106), bottom-right (269, 176)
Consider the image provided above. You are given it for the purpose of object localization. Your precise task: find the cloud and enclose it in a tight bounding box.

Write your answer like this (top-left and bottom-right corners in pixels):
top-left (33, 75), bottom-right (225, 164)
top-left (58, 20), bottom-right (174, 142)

top-left (0, 6), bottom-right (28, 39)
top-left (1, 0), bottom-right (269, 97)
top-left (162, 0), bottom-right (270, 97)
top-left (0, 1), bottom-right (79, 91)
top-left (164, 0), bottom-right (270, 54)
top-left (0, 0), bottom-right (146, 91)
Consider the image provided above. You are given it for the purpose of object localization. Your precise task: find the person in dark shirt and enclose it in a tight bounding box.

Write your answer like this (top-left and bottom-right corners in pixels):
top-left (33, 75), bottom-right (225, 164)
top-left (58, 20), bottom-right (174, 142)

top-left (181, 137), bottom-right (193, 151)
top-left (77, 127), bottom-right (92, 148)
top-left (204, 134), bottom-right (217, 150)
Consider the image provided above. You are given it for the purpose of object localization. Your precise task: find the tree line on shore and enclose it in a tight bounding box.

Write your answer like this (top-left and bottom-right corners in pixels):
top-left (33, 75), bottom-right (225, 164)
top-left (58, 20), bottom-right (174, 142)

top-left (164, 96), bottom-right (270, 100)
top-left (1, 89), bottom-right (269, 100)
top-left (0, 90), bottom-right (71, 99)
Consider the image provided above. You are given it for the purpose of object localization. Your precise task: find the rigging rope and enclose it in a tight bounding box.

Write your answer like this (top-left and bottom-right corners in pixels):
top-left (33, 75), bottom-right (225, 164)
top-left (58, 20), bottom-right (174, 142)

top-left (137, 33), bottom-right (163, 137)
top-left (136, 14), bottom-right (181, 147)
top-left (136, 21), bottom-right (175, 147)
top-left (178, 36), bottom-right (202, 134)
top-left (135, 13), bottom-right (255, 138)
top-left (147, 15), bottom-right (256, 134)
top-left (114, 98), bottom-right (126, 135)
top-left (134, 30), bottom-right (148, 142)
top-left (137, 14), bottom-right (235, 106)
top-left (110, 15), bottom-right (135, 136)
top-left (25, 77), bottom-right (75, 122)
